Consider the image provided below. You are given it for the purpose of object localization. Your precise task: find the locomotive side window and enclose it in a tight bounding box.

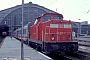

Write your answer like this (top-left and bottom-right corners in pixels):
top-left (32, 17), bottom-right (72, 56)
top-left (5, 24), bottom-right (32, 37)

top-left (54, 16), bottom-right (62, 20)
top-left (42, 16), bottom-right (51, 21)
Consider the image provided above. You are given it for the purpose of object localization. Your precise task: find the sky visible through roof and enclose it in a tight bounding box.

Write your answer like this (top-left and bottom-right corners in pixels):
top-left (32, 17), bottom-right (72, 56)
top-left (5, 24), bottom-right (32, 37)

top-left (0, 0), bottom-right (90, 23)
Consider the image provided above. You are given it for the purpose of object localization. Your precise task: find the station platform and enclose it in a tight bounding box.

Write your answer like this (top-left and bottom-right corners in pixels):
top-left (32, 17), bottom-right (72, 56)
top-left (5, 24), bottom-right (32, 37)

top-left (0, 36), bottom-right (52, 60)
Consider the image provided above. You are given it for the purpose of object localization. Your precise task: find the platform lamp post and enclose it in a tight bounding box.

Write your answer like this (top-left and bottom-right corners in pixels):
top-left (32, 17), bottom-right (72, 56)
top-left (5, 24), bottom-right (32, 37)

top-left (78, 19), bottom-right (81, 37)
top-left (21, 0), bottom-right (24, 60)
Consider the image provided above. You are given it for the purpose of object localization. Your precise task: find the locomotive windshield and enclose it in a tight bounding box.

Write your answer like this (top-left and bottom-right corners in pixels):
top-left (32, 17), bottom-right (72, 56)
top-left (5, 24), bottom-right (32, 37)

top-left (54, 16), bottom-right (63, 20)
top-left (42, 16), bottom-right (51, 21)
top-left (42, 14), bottom-right (63, 21)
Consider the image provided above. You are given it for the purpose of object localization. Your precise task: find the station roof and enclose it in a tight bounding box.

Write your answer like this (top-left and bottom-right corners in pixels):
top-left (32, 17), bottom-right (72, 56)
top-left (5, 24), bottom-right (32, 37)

top-left (0, 2), bottom-right (58, 23)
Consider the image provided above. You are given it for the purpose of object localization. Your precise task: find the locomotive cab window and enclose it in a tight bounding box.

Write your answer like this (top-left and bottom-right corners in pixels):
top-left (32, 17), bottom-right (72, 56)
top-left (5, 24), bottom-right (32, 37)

top-left (42, 16), bottom-right (51, 21)
top-left (54, 16), bottom-right (63, 20)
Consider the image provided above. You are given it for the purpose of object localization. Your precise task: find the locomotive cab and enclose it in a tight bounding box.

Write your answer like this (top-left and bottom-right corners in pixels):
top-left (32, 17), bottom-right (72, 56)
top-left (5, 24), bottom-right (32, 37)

top-left (30, 13), bottom-right (78, 54)
top-left (36, 13), bottom-right (63, 22)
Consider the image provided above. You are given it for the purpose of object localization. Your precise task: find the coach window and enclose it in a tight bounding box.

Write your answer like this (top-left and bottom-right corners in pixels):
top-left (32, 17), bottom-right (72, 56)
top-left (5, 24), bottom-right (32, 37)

top-left (23, 29), bottom-right (26, 34)
top-left (18, 31), bottom-right (19, 34)
top-left (54, 16), bottom-right (62, 20)
top-left (42, 16), bottom-right (51, 21)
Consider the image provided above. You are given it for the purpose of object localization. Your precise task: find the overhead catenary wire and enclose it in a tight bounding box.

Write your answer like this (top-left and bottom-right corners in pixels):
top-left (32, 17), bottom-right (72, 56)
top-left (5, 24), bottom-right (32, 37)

top-left (47, 0), bottom-right (57, 7)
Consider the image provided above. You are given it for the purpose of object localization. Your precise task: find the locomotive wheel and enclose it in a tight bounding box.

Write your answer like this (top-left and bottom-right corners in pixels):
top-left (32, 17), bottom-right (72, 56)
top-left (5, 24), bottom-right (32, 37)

top-left (36, 45), bottom-right (42, 52)
top-left (60, 52), bottom-right (65, 56)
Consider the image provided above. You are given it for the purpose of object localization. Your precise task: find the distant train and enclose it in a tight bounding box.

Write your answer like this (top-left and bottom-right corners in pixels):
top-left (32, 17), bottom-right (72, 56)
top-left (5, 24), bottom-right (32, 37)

top-left (0, 24), bottom-right (9, 38)
top-left (13, 13), bottom-right (78, 54)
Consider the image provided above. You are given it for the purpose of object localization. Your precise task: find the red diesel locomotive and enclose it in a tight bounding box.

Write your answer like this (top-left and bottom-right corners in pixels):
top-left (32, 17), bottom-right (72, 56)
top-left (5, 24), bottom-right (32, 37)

top-left (14, 13), bottom-right (78, 54)
top-left (30, 13), bottom-right (78, 54)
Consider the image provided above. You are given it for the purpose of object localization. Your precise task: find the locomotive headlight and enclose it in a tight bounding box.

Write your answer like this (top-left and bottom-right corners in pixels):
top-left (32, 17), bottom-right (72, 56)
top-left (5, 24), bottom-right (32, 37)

top-left (52, 34), bottom-right (54, 40)
top-left (52, 37), bottom-right (54, 40)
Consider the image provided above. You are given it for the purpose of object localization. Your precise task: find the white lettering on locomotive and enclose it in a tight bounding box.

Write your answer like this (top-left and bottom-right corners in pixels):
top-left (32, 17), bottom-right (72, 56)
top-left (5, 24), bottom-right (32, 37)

top-left (50, 24), bottom-right (58, 28)
top-left (64, 24), bottom-right (71, 28)
top-left (50, 24), bottom-right (71, 28)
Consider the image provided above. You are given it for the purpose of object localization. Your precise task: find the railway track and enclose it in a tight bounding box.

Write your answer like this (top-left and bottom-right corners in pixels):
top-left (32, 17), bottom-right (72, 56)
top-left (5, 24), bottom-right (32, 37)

top-left (64, 51), bottom-right (90, 60)
top-left (47, 53), bottom-right (71, 60)
top-left (73, 37), bottom-right (90, 46)
top-left (47, 50), bottom-right (90, 60)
